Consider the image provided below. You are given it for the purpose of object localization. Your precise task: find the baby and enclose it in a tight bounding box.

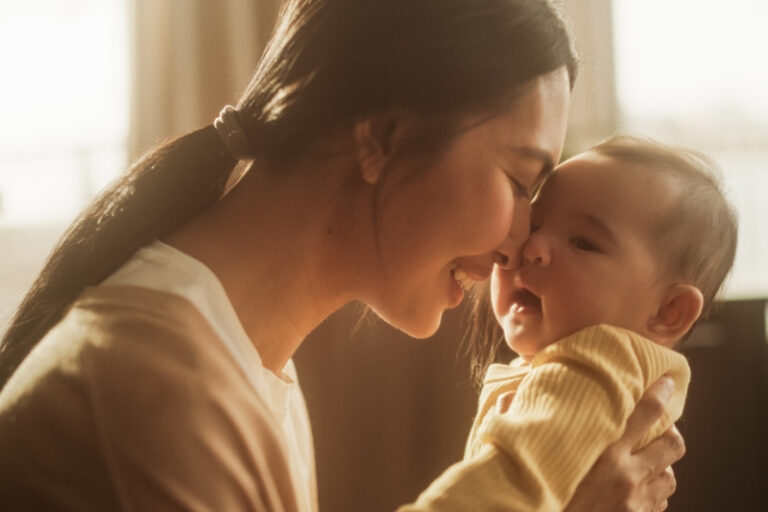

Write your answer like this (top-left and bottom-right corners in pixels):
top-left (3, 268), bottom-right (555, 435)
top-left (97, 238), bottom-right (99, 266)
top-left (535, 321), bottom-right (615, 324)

top-left (476, 135), bottom-right (738, 509)
top-left (412, 136), bottom-right (738, 510)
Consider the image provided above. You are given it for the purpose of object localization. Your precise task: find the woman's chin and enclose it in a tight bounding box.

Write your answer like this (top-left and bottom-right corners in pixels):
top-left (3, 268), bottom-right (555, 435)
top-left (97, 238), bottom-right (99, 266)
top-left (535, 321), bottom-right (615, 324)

top-left (376, 307), bottom-right (443, 340)
top-left (402, 315), bottom-right (443, 339)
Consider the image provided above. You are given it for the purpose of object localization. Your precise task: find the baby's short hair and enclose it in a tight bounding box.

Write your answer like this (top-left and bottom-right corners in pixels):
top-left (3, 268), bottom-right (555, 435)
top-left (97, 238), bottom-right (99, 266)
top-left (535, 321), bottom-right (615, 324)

top-left (591, 135), bottom-right (738, 319)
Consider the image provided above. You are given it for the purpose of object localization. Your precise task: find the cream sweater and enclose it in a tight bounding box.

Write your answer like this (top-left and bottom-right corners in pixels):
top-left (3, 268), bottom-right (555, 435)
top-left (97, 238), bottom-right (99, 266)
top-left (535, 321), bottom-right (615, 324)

top-left (399, 325), bottom-right (690, 511)
top-left (0, 285), bottom-right (306, 511)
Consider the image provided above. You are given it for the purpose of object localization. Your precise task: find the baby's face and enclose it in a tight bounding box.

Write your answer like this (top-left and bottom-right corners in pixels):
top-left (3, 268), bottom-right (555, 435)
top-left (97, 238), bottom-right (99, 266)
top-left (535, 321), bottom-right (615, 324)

top-left (491, 151), bottom-right (676, 361)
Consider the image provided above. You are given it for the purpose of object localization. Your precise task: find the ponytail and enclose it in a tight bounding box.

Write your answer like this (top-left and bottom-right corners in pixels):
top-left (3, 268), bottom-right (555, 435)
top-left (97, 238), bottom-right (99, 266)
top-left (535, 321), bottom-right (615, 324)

top-left (0, 126), bottom-right (237, 388)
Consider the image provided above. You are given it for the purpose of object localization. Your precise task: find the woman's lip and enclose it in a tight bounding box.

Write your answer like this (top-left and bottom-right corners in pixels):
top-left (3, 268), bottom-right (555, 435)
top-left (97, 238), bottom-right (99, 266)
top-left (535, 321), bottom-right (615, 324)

top-left (462, 268), bottom-right (492, 281)
top-left (448, 274), bottom-right (465, 307)
top-left (450, 262), bottom-right (492, 292)
top-left (451, 258), bottom-right (494, 282)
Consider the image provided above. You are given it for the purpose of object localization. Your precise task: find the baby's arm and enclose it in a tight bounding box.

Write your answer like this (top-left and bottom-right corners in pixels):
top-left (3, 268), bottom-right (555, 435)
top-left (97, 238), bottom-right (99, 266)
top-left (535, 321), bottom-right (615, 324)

top-left (398, 324), bottom-right (689, 511)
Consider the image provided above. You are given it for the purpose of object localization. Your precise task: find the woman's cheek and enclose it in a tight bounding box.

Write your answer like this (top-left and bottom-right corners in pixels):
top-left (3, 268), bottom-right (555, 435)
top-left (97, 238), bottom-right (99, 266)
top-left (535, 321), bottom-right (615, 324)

top-left (475, 192), bottom-right (530, 262)
top-left (468, 186), bottom-right (520, 252)
top-left (508, 195), bottom-right (531, 244)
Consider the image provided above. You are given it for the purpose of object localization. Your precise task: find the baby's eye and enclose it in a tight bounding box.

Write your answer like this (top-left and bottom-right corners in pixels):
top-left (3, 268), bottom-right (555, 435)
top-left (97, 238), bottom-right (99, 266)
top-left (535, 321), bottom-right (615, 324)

top-left (571, 236), bottom-right (600, 252)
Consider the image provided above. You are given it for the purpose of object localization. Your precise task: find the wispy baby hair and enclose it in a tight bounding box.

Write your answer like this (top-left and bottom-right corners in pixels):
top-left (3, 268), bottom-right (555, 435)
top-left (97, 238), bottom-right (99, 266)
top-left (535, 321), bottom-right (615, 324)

top-left (591, 135), bottom-right (739, 319)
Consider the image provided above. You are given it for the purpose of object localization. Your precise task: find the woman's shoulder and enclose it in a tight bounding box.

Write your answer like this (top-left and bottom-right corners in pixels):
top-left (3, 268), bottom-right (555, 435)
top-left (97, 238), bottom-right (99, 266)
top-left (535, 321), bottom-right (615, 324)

top-left (0, 285), bottom-right (301, 511)
top-left (49, 284), bottom-right (271, 419)
top-left (74, 284), bottom-right (215, 339)
top-left (0, 284), bottom-right (261, 427)
top-left (69, 283), bottom-right (225, 368)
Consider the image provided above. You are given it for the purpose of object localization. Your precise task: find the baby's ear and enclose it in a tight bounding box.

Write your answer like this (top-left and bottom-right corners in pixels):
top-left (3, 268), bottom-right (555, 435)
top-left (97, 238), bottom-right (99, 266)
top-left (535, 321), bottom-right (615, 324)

top-left (646, 284), bottom-right (704, 348)
top-left (353, 112), bottom-right (403, 185)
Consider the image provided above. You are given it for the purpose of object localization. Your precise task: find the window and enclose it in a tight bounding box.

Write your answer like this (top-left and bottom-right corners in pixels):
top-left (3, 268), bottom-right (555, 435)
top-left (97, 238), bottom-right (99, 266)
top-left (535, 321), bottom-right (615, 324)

top-left (0, 0), bottom-right (128, 326)
top-left (613, 0), bottom-right (768, 298)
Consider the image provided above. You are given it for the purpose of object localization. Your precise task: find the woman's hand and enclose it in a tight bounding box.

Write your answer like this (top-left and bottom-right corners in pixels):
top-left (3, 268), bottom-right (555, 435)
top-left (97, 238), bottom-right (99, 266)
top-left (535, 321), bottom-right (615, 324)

top-left (564, 377), bottom-right (686, 512)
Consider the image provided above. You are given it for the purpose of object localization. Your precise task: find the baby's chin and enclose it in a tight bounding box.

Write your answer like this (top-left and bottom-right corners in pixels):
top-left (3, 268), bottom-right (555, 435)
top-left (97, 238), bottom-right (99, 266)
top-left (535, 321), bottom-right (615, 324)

top-left (504, 333), bottom-right (556, 362)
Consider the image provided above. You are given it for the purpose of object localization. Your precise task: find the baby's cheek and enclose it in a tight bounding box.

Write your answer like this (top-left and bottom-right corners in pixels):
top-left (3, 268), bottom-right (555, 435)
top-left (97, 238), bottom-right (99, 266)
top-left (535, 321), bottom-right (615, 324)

top-left (560, 293), bottom-right (607, 334)
top-left (491, 268), bottom-right (514, 318)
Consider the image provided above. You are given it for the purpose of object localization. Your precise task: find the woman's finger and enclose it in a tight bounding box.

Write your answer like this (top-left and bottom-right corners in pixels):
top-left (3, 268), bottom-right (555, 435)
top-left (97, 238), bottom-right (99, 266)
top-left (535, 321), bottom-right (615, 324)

top-left (632, 426), bottom-right (686, 479)
top-left (618, 376), bottom-right (675, 448)
top-left (646, 466), bottom-right (676, 511)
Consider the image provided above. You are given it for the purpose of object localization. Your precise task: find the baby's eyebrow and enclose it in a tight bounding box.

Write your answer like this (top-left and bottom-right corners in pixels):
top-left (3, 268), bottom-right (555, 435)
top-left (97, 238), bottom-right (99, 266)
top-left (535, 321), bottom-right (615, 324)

top-left (580, 213), bottom-right (618, 245)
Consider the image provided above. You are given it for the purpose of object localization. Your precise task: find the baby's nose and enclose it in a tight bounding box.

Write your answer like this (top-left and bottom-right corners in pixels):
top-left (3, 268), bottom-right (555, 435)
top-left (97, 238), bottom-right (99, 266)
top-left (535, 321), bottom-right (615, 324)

top-left (522, 233), bottom-right (551, 266)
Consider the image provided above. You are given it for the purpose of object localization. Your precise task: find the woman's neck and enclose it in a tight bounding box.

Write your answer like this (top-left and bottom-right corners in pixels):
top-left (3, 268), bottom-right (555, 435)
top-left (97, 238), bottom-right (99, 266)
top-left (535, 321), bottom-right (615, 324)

top-left (164, 156), bottom-right (376, 374)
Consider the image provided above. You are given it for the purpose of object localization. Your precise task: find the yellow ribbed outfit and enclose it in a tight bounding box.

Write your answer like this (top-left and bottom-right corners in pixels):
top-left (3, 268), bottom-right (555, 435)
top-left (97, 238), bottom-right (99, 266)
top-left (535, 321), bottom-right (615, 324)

top-left (398, 324), bottom-right (690, 511)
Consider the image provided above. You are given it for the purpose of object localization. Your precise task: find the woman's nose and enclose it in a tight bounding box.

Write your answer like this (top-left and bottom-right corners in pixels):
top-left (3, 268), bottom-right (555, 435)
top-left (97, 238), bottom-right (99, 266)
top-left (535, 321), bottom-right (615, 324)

top-left (522, 231), bottom-right (551, 266)
top-left (493, 199), bottom-right (531, 269)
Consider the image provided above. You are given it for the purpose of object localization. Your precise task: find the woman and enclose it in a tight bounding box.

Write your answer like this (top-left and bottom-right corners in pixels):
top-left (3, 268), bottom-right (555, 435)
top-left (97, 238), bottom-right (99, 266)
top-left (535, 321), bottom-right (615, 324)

top-left (0, 0), bottom-right (682, 510)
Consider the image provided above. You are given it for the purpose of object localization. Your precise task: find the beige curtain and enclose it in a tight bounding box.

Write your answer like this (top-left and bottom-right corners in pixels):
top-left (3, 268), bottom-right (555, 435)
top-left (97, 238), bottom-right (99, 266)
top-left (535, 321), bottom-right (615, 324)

top-left (562, 0), bottom-right (618, 155)
top-left (128, 0), bottom-right (282, 159)
top-left (129, 0), bottom-right (617, 159)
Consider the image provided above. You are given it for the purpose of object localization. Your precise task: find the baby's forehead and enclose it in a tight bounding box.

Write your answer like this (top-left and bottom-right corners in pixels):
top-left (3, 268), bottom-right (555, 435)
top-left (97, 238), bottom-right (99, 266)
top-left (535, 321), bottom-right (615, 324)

top-left (539, 156), bottom-right (684, 268)
top-left (537, 155), bottom-right (683, 236)
top-left (545, 152), bottom-right (681, 204)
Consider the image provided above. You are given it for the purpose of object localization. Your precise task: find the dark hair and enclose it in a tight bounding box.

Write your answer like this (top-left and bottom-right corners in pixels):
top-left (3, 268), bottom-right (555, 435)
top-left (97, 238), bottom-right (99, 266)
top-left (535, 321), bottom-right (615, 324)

top-left (464, 135), bottom-right (739, 385)
top-left (0, 0), bottom-right (577, 388)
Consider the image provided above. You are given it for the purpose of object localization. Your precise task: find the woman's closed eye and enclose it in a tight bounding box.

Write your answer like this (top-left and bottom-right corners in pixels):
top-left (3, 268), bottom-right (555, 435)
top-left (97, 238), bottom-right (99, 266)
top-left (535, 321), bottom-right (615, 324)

top-left (570, 236), bottom-right (600, 252)
top-left (507, 174), bottom-right (531, 199)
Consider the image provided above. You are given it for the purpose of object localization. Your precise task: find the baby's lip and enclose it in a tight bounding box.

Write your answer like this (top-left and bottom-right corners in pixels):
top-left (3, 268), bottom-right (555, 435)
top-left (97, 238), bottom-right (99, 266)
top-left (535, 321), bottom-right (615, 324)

top-left (510, 275), bottom-right (542, 314)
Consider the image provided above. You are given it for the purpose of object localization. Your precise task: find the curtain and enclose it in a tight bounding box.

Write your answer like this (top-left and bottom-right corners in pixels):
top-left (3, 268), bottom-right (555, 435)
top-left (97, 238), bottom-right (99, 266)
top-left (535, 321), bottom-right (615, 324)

top-left (562, 0), bottom-right (618, 155)
top-left (129, 0), bottom-right (618, 160)
top-left (128, 0), bottom-right (282, 159)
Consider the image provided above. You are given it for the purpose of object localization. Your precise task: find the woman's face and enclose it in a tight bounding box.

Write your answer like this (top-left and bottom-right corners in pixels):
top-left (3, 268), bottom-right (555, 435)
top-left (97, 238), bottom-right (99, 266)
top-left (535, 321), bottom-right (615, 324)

top-left (367, 67), bottom-right (570, 338)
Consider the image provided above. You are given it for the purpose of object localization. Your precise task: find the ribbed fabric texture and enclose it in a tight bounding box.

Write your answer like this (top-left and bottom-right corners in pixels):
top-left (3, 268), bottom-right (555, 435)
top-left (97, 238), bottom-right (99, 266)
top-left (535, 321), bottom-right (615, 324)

top-left (398, 324), bottom-right (690, 511)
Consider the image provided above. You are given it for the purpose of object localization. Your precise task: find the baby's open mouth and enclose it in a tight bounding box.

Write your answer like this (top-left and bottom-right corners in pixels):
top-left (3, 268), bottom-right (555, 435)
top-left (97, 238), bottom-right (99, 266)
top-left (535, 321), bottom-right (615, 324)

top-left (511, 288), bottom-right (542, 313)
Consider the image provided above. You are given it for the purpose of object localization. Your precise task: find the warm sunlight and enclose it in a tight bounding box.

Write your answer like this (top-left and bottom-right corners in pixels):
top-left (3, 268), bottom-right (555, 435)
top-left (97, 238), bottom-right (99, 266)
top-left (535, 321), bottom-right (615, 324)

top-left (0, 0), bottom-right (128, 225)
top-left (614, 0), bottom-right (768, 299)
top-left (614, 0), bottom-right (768, 120)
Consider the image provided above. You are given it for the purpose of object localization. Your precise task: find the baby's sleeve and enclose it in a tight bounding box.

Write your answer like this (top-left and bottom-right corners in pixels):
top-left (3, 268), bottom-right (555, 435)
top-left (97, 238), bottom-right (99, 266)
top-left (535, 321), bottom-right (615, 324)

top-left (398, 324), bottom-right (689, 511)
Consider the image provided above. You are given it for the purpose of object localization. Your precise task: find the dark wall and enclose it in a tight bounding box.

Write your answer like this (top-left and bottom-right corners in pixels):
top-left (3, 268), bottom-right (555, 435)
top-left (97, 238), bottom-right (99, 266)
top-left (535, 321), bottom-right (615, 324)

top-left (294, 304), bottom-right (477, 511)
top-left (672, 299), bottom-right (768, 511)
top-left (296, 300), bottom-right (768, 511)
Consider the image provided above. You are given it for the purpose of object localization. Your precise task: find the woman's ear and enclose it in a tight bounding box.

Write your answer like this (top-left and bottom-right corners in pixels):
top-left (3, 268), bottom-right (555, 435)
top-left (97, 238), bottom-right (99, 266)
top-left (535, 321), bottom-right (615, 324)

top-left (646, 284), bottom-right (704, 348)
top-left (353, 113), bottom-right (402, 184)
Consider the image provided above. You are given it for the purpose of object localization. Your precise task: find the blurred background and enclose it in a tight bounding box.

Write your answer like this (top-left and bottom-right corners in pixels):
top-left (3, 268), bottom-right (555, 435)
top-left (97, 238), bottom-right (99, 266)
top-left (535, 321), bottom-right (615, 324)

top-left (0, 0), bottom-right (765, 510)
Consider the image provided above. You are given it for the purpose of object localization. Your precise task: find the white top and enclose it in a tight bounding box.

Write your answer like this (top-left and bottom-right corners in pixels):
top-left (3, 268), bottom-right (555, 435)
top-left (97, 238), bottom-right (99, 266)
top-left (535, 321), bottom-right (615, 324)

top-left (103, 240), bottom-right (317, 512)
